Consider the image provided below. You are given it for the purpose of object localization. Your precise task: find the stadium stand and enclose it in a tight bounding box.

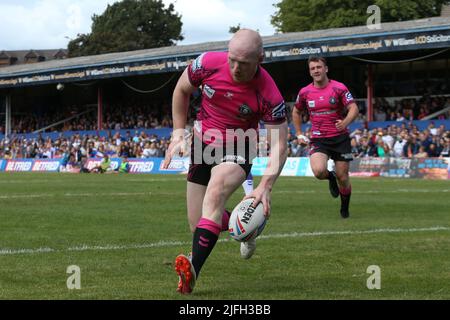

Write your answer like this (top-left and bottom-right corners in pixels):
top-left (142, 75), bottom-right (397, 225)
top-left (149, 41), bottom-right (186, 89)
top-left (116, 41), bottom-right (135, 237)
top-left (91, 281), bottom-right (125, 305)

top-left (1, 17), bottom-right (449, 178)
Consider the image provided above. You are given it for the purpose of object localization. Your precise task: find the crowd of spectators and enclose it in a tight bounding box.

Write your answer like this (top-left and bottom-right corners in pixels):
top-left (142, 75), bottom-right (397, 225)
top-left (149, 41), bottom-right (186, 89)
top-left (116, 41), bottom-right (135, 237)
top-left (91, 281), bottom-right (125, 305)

top-left (0, 101), bottom-right (173, 135)
top-left (286, 122), bottom-right (450, 159)
top-left (3, 121), bottom-right (448, 163)
top-left (0, 131), bottom-right (170, 164)
top-left (1, 94), bottom-right (448, 136)
top-left (372, 95), bottom-right (450, 122)
top-left (1, 94), bottom-right (449, 163)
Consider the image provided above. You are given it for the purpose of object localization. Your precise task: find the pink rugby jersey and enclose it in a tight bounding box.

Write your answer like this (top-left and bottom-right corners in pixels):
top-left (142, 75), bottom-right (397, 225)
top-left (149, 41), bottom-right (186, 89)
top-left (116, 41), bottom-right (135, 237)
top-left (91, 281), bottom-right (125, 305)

top-left (294, 80), bottom-right (355, 139)
top-left (187, 51), bottom-right (286, 145)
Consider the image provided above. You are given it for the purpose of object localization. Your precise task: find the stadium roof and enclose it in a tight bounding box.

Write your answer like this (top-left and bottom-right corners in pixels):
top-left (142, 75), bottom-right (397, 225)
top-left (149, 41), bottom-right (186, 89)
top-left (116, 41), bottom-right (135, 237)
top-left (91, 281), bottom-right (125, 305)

top-left (1, 17), bottom-right (450, 89)
top-left (0, 49), bottom-right (68, 66)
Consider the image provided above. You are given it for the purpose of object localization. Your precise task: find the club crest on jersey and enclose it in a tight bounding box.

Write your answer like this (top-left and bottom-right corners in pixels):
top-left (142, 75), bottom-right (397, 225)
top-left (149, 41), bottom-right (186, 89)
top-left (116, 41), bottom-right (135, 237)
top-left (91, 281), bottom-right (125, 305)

top-left (329, 97), bottom-right (337, 105)
top-left (238, 104), bottom-right (253, 119)
top-left (203, 84), bottom-right (215, 99)
top-left (308, 100), bottom-right (316, 108)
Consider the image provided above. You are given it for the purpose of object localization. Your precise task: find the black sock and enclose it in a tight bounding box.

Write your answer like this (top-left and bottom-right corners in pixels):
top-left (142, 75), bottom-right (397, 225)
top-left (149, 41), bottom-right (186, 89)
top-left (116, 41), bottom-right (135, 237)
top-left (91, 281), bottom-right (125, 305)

top-left (191, 220), bottom-right (220, 277)
top-left (341, 192), bottom-right (352, 218)
top-left (340, 192), bottom-right (351, 213)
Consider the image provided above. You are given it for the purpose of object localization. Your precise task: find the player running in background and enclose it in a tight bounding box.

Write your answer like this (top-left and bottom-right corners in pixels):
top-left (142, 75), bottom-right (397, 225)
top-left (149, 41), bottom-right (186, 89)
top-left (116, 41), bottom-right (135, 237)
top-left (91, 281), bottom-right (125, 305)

top-left (163, 29), bottom-right (288, 294)
top-left (292, 56), bottom-right (359, 219)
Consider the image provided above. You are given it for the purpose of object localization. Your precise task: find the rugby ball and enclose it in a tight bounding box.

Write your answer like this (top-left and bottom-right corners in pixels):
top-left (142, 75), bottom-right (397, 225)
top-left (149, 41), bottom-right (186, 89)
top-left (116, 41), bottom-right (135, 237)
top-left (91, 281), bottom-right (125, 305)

top-left (228, 198), bottom-right (267, 242)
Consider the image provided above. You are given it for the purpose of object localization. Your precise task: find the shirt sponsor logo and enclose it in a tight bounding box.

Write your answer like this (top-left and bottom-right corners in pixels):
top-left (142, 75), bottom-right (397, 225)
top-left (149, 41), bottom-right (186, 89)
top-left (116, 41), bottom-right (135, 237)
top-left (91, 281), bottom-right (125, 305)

top-left (203, 84), bottom-right (215, 99)
top-left (313, 131), bottom-right (321, 136)
top-left (308, 100), bottom-right (315, 108)
top-left (311, 110), bottom-right (337, 116)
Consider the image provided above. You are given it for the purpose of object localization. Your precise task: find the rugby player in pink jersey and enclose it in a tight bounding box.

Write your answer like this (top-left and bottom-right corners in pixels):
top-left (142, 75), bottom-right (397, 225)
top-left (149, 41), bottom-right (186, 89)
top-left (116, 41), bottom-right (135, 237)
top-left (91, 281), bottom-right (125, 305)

top-left (292, 56), bottom-right (359, 219)
top-left (162, 29), bottom-right (288, 294)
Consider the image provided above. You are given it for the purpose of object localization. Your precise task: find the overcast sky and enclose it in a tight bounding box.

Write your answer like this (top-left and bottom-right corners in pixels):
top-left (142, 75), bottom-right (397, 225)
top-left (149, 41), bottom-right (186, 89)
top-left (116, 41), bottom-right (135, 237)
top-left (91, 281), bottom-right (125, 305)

top-left (0, 0), bottom-right (279, 50)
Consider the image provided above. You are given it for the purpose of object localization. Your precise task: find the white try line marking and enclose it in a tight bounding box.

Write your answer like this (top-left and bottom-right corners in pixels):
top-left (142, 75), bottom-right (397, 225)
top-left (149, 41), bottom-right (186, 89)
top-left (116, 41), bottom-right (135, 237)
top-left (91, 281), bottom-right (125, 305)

top-left (1, 226), bottom-right (448, 256)
top-left (1, 189), bottom-right (449, 199)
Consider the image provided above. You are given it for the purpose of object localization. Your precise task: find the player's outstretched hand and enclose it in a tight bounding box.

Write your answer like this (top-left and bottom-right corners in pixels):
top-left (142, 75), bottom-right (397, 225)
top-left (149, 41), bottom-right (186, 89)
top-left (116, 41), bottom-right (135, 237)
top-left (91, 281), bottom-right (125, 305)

top-left (162, 137), bottom-right (187, 169)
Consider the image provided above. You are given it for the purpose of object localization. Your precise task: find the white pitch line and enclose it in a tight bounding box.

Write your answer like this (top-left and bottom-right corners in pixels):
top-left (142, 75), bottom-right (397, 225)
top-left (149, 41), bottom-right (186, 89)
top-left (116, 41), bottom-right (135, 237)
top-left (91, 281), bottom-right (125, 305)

top-left (275, 189), bottom-right (450, 194)
top-left (257, 226), bottom-right (450, 240)
top-left (1, 189), bottom-right (449, 200)
top-left (0, 192), bottom-right (178, 199)
top-left (1, 226), bottom-right (449, 256)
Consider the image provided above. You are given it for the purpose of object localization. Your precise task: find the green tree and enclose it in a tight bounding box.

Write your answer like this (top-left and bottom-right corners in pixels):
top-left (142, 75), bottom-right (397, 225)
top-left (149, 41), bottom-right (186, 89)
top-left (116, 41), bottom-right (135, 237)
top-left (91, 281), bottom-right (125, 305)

top-left (229, 23), bottom-right (242, 34)
top-left (271, 0), bottom-right (450, 32)
top-left (68, 0), bottom-right (183, 57)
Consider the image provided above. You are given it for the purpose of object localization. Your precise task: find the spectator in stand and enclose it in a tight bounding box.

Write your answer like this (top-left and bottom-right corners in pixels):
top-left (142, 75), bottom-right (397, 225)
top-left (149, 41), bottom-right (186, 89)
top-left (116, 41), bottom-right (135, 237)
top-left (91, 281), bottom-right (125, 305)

top-left (428, 122), bottom-right (438, 136)
top-left (359, 136), bottom-right (377, 157)
top-left (403, 135), bottom-right (420, 157)
top-left (395, 111), bottom-right (405, 122)
top-left (119, 142), bottom-right (131, 157)
top-left (414, 146), bottom-right (429, 158)
top-left (3, 148), bottom-right (12, 159)
top-left (381, 128), bottom-right (394, 151)
top-left (59, 146), bottom-right (71, 172)
top-left (417, 106), bottom-right (429, 120)
top-left (427, 143), bottom-right (440, 157)
top-left (349, 128), bottom-right (363, 144)
top-left (350, 137), bottom-right (362, 158)
top-left (375, 135), bottom-right (390, 157)
top-left (439, 137), bottom-right (449, 157)
top-left (392, 131), bottom-right (407, 157)
top-left (374, 107), bottom-right (387, 121)
top-left (386, 110), bottom-right (395, 121)
top-left (418, 131), bottom-right (432, 153)
top-left (132, 143), bottom-right (143, 158)
top-left (159, 139), bottom-right (169, 158)
top-left (435, 136), bottom-right (445, 156)
top-left (142, 142), bottom-right (152, 158)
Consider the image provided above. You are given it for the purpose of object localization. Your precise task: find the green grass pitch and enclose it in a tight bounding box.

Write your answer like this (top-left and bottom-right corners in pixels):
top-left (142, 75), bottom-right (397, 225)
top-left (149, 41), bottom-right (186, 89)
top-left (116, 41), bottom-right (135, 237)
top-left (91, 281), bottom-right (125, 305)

top-left (0, 173), bottom-right (449, 299)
